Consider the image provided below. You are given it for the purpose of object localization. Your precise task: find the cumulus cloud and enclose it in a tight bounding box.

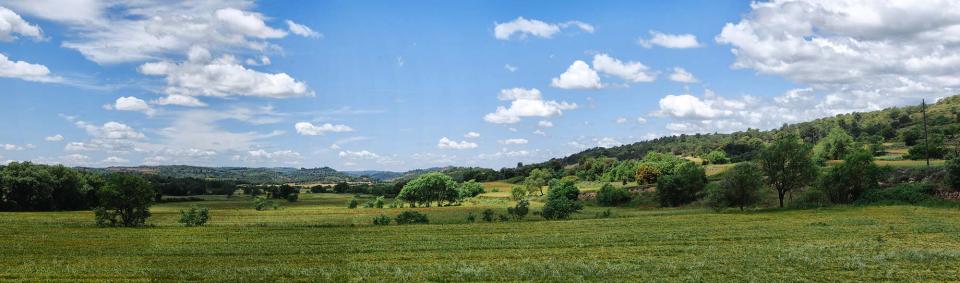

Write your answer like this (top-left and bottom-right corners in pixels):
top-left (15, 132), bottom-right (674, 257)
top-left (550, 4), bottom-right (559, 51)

top-left (44, 134), bottom-right (63, 142)
top-left (101, 156), bottom-right (129, 164)
top-left (464, 132), bottom-right (480, 138)
top-left (616, 117), bottom-right (628, 124)
top-left (551, 60), bottom-right (602, 89)
top-left (437, 137), bottom-right (478, 150)
top-left (595, 137), bottom-right (623, 148)
top-left (0, 6), bottom-right (42, 41)
top-left (113, 96), bottom-right (156, 116)
top-left (152, 94), bottom-right (207, 107)
top-left (64, 142), bottom-right (95, 151)
top-left (0, 53), bottom-right (59, 82)
top-left (499, 138), bottom-right (528, 145)
top-left (295, 122), bottom-right (354, 136)
top-left (538, 120), bottom-right (553, 128)
top-left (484, 88), bottom-right (577, 124)
top-left (2, 144), bottom-right (23, 151)
top-left (504, 64), bottom-right (518, 72)
top-left (657, 93), bottom-right (733, 119)
top-left (669, 67), bottom-right (698, 83)
top-left (338, 150), bottom-right (380, 159)
top-left (638, 30), bottom-right (701, 48)
top-left (286, 20), bottom-right (320, 38)
top-left (494, 17), bottom-right (593, 40)
top-left (716, 0), bottom-right (960, 112)
top-left (592, 54), bottom-right (657, 83)
top-left (139, 48), bottom-right (312, 99)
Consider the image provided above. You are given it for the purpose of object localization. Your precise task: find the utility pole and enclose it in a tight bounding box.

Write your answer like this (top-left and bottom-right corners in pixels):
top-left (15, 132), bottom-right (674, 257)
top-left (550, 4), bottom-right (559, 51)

top-left (923, 99), bottom-right (930, 168)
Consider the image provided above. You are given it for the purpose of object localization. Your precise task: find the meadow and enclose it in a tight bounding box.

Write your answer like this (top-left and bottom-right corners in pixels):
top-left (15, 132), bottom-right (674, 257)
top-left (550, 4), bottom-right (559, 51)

top-left (2, 192), bottom-right (959, 281)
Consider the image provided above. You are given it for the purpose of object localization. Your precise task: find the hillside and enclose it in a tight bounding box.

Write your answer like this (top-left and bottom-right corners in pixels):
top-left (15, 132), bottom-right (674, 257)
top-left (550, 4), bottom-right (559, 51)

top-left (508, 96), bottom-right (960, 175)
top-left (79, 165), bottom-right (361, 184)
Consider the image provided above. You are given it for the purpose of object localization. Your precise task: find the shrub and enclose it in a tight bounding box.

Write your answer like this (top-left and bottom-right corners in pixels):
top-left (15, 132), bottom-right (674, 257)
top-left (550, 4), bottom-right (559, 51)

top-left (394, 211), bottom-right (428, 224)
top-left (466, 212), bottom-right (476, 222)
top-left (702, 150), bottom-right (729, 165)
top-left (93, 173), bottom-right (154, 227)
top-left (596, 209), bottom-right (612, 218)
top-left (497, 214), bottom-right (509, 222)
top-left (542, 180), bottom-right (583, 220)
top-left (309, 185), bottom-right (327, 193)
top-left (705, 162), bottom-right (765, 211)
top-left (372, 196), bottom-right (385, 208)
top-left (458, 180), bottom-right (484, 198)
top-left (946, 157), bottom-right (960, 191)
top-left (790, 188), bottom-right (830, 208)
top-left (634, 163), bottom-right (661, 185)
top-left (285, 193), bottom-right (299, 202)
top-left (372, 214), bottom-right (391, 225)
top-left (510, 186), bottom-right (528, 200)
top-left (482, 208), bottom-right (495, 222)
top-left (596, 184), bottom-right (631, 206)
top-left (656, 162), bottom-right (706, 207)
top-left (178, 206), bottom-right (209, 227)
top-left (856, 183), bottom-right (936, 205)
top-left (346, 196), bottom-right (359, 209)
top-left (507, 199), bottom-right (529, 220)
top-left (253, 195), bottom-right (275, 211)
top-left (819, 149), bottom-right (882, 204)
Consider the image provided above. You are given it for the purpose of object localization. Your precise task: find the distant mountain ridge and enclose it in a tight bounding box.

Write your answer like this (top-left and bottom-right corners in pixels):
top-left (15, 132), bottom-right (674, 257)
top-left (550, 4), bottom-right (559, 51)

top-left (78, 165), bottom-right (359, 184)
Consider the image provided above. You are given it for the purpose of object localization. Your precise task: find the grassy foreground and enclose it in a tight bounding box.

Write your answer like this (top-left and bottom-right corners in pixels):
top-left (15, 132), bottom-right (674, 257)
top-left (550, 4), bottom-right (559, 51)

top-left (1, 194), bottom-right (960, 281)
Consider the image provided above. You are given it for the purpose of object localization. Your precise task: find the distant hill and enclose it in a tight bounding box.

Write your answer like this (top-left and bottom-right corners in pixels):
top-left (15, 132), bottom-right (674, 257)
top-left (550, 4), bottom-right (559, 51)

top-left (342, 170), bottom-right (404, 181)
top-left (79, 165), bottom-right (360, 184)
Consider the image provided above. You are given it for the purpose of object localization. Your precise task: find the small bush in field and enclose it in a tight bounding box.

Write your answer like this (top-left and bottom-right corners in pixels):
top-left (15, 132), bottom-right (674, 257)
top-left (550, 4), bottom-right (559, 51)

top-left (482, 209), bottom-right (495, 222)
top-left (178, 206), bottom-right (209, 227)
top-left (466, 212), bottom-right (476, 222)
top-left (346, 197), bottom-right (359, 209)
top-left (372, 214), bottom-right (391, 225)
top-left (394, 211), bottom-right (429, 224)
top-left (507, 199), bottom-right (529, 220)
top-left (497, 214), bottom-right (509, 222)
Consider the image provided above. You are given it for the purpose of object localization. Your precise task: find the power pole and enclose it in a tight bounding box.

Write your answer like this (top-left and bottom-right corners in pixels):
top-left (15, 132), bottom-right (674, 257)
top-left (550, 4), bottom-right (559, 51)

top-left (922, 99), bottom-right (930, 168)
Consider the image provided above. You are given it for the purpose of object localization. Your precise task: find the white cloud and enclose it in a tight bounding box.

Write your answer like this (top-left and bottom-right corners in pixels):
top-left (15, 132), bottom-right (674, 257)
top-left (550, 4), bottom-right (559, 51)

top-left (139, 49), bottom-right (312, 99)
top-left (551, 60), bottom-right (602, 89)
top-left (464, 132), bottom-right (480, 138)
top-left (668, 67), bottom-right (698, 83)
top-left (2, 144), bottom-right (23, 151)
top-left (44, 134), bottom-right (64, 142)
top-left (499, 138), bottom-right (528, 145)
top-left (716, 0), bottom-right (960, 112)
top-left (236, 149), bottom-right (302, 164)
top-left (214, 8), bottom-right (286, 38)
top-left (339, 150), bottom-right (380, 159)
top-left (286, 20), bottom-right (321, 38)
top-left (484, 88), bottom-right (577, 124)
top-left (0, 6), bottom-right (42, 41)
top-left (295, 122), bottom-right (354, 136)
top-left (595, 137), bottom-right (623, 148)
top-left (533, 129), bottom-right (546, 136)
top-left (113, 96), bottom-right (156, 116)
top-left (494, 17), bottom-right (593, 40)
top-left (0, 53), bottom-right (59, 82)
top-left (638, 30), bottom-right (701, 48)
top-left (656, 94), bottom-right (732, 119)
top-left (1, 0), bottom-right (103, 24)
top-left (60, 154), bottom-right (90, 165)
top-left (504, 64), bottom-right (518, 72)
top-left (437, 137), bottom-right (478, 150)
top-left (101, 156), bottom-right (129, 164)
top-left (616, 117), bottom-right (627, 124)
top-left (637, 117), bottom-right (648, 124)
top-left (592, 54), bottom-right (657, 83)
top-left (64, 142), bottom-right (95, 152)
top-left (152, 94), bottom-right (207, 107)
top-left (538, 120), bottom-right (553, 128)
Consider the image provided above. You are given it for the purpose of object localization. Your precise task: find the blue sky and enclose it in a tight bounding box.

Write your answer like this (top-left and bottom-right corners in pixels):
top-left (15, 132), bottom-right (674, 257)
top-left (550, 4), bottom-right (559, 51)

top-left (0, 0), bottom-right (956, 170)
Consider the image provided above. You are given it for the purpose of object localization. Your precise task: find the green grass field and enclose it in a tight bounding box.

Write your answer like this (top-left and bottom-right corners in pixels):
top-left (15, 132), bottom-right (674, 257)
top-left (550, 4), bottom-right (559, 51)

top-left (2, 192), bottom-right (960, 281)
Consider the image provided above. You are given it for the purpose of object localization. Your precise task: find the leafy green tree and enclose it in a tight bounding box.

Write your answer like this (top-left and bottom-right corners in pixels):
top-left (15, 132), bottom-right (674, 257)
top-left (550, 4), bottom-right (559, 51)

top-left (655, 162), bottom-right (707, 207)
top-left (706, 162), bottom-right (764, 211)
top-left (702, 150), bottom-right (729, 165)
top-left (813, 127), bottom-right (855, 162)
top-left (178, 206), bottom-right (209, 227)
top-left (507, 199), bottom-right (529, 220)
top-left (457, 180), bottom-right (484, 198)
top-left (541, 180), bottom-right (582, 220)
top-left (372, 214), bottom-right (391, 225)
top-left (596, 183), bottom-right (631, 206)
top-left (819, 149), bottom-right (882, 204)
top-left (333, 182), bottom-right (350, 193)
top-left (759, 132), bottom-right (818, 208)
top-left (605, 160), bottom-right (638, 185)
top-left (94, 173), bottom-right (154, 227)
top-left (524, 168), bottom-right (552, 195)
top-left (634, 163), bottom-right (661, 185)
top-left (346, 196), bottom-right (359, 209)
top-left (907, 134), bottom-right (946, 160)
top-left (0, 162), bottom-right (55, 211)
top-left (510, 186), bottom-right (529, 201)
top-left (397, 173), bottom-right (459, 207)
top-left (946, 156), bottom-right (960, 191)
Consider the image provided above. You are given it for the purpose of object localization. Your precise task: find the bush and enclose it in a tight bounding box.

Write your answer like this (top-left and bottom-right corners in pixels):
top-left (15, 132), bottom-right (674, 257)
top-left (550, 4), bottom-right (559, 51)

top-left (309, 185), bottom-right (327, 193)
top-left (946, 157), bottom-right (960, 191)
top-left (372, 214), bottom-right (391, 225)
top-left (656, 162), bottom-right (706, 207)
top-left (178, 206), bottom-right (209, 227)
top-left (819, 149), bottom-right (881, 204)
top-left (466, 212), bottom-right (476, 222)
top-left (372, 196), bottom-right (385, 208)
top-left (542, 180), bottom-right (582, 220)
top-left (596, 184), bottom-right (631, 206)
top-left (856, 183), bottom-right (936, 205)
top-left (285, 193), bottom-right (299, 202)
top-left (596, 209), bottom-right (612, 218)
top-left (346, 196), bottom-right (359, 209)
top-left (790, 188), bottom-right (830, 208)
top-left (394, 211), bottom-right (429, 224)
top-left (510, 186), bottom-right (528, 201)
top-left (93, 173), bottom-right (154, 227)
top-left (497, 214), bottom-right (509, 222)
top-left (458, 180), bottom-right (484, 198)
top-left (253, 195), bottom-right (275, 211)
top-left (507, 199), bottom-right (529, 220)
top-left (705, 162), bottom-right (764, 211)
top-left (702, 150), bottom-right (729, 165)
top-left (482, 208), bottom-right (495, 222)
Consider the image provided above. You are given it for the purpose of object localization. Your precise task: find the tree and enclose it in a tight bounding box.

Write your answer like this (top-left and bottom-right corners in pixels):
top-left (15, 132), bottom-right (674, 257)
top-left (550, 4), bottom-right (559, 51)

top-left (94, 173), bottom-right (155, 227)
top-left (759, 132), bottom-right (818, 208)
top-left (606, 160), bottom-right (637, 185)
top-left (507, 199), bottom-right (529, 220)
top-left (541, 179), bottom-right (582, 220)
top-left (178, 206), bottom-right (209, 227)
top-left (333, 182), bottom-right (350, 193)
top-left (634, 163), bottom-right (661, 185)
top-left (947, 156), bottom-right (960, 191)
top-left (397, 173), bottom-right (458, 207)
top-left (907, 134), bottom-right (946, 160)
top-left (813, 127), bottom-right (855, 162)
top-left (819, 149), bottom-right (881, 204)
top-left (457, 180), bottom-right (484, 198)
top-left (596, 184), bottom-right (631, 206)
top-left (524, 168), bottom-right (552, 195)
top-left (706, 162), bottom-right (764, 211)
top-left (656, 162), bottom-right (707, 207)
top-left (702, 150), bottom-right (729, 165)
